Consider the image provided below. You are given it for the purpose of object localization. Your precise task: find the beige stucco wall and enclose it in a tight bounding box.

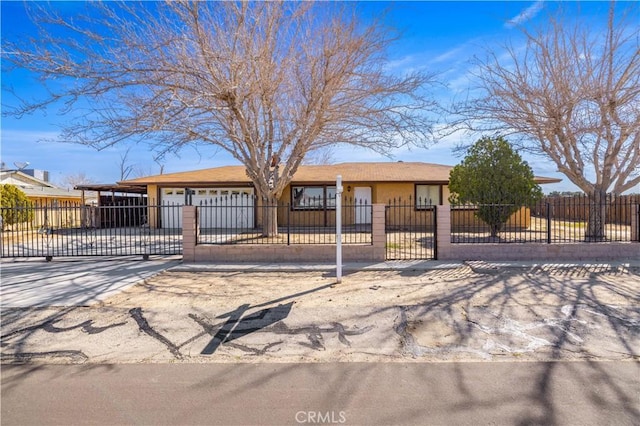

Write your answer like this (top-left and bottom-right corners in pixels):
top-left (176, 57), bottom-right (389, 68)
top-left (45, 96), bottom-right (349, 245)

top-left (146, 185), bottom-right (159, 228)
top-left (451, 206), bottom-right (531, 230)
top-left (26, 197), bottom-right (86, 229)
top-left (275, 182), bottom-right (450, 228)
top-left (147, 180), bottom-right (533, 230)
top-left (442, 185), bottom-right (451, 205)
top-left (147, 185), bottom-right (159, 205)
top-left (276, 186), bottom-right (337, 227)
top-left (28, 196), bottom-right (83, 205)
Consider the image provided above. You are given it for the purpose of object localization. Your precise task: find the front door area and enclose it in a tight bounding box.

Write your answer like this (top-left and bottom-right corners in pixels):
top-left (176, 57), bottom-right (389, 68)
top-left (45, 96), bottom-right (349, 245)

top-left (353, 187), bottom-right (372, 225)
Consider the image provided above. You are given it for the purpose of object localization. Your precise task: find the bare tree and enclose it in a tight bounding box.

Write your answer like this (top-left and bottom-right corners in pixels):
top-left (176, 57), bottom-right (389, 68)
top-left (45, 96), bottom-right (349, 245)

top-left (59, 172), bottom-right (94, 190)
top-left (2, 1), bottom-right (437, 235)
top-left (132, 160), bottom-right (166, 179)
top-left (118, 147), bottom-right (135, 181)
top-left (303, 147), bottom-right (335, 165)
top-left (453, 2), bottom-right (640, 240)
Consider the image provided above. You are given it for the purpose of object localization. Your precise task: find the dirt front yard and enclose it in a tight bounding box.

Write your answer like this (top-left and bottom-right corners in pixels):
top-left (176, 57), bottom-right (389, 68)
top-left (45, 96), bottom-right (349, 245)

top-left (1, 262), bottom-right (639, 364)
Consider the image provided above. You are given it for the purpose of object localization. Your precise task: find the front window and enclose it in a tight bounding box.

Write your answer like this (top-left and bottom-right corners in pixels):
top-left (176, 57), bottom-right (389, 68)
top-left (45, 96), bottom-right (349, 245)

top-left (415, 184), bottom-right (440, 208)
top-left (292, 186), bottom-right (336, 210)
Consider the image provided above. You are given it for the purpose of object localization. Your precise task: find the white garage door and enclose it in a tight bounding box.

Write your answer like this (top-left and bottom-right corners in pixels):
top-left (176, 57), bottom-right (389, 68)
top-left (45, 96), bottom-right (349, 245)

top-left (160, 188), bottom-right (185, 229)
top-left (160, 188), bottom-right (255, 229)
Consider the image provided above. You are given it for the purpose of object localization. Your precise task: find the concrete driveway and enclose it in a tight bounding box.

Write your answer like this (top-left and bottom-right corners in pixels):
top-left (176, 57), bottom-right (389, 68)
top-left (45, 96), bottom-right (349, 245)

top-left (0, 256), bottom-right (181, 308)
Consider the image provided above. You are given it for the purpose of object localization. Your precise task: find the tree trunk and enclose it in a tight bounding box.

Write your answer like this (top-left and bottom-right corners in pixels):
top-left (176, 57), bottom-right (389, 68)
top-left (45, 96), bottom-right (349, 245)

top-left (261, 196), bottom-right (279, 237)
top-left (585, 191), bottom-right (607, 242)
top-left (489, 223), bottom-right (500, 239)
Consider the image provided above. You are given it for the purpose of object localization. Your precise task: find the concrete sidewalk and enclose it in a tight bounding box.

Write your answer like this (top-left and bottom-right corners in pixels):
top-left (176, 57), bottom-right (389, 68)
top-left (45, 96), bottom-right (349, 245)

top-left (2, 257), bottom-right (638, 308)
top-left (171, 258), bottom-right (640, 273)
top-left (0, 256), bottom-right (181, 308)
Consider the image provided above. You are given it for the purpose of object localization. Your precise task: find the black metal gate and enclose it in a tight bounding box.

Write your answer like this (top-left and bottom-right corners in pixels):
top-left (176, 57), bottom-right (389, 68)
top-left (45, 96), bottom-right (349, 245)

top-left (0, 202), bottom-right (182, 259)
top-left (385, 198), bottom-right (436, 260)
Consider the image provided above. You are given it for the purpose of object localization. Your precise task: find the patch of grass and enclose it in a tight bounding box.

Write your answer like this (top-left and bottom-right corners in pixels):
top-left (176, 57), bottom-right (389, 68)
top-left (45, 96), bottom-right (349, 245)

top-left (385, 243), bottom-right (402, 249)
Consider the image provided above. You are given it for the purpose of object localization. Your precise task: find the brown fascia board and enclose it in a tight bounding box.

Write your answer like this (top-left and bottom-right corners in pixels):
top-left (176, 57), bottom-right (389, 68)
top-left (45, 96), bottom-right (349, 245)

top-left (534, 176), bottom-right (563, 184)
top-left (151, 182), bottom-right (254, 188)
top-left (124, 177), bottom-right (560, 186)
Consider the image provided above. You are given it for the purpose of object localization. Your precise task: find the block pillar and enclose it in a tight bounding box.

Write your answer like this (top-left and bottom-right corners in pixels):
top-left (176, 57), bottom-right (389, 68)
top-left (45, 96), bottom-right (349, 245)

top-left (436, 205), bottom-right (452, 260)
top-left (371, 204), bottom-right (386, 260)
top-left (632, 204), bottom-right (639, 242)
top-left (182, 205), bottom-right (197, 262)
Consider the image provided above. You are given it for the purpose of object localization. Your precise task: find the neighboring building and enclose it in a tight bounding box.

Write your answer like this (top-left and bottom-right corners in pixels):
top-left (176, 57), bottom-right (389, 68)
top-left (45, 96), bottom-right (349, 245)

top-left (0, 168), bottom-right (97, 229)
top-left (120, 162), bottom-right (560, 229)
top-left (0, 169), bottom-right (97, 205)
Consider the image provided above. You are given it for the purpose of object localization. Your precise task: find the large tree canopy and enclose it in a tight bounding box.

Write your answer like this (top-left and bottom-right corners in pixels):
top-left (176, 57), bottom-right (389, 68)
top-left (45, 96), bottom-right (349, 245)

top-left (449, 136), bottom-right (542, 238)
top-left (453, 2), bottom-right (639, 196)
top-left (2, 2), bottom-right (437, 212)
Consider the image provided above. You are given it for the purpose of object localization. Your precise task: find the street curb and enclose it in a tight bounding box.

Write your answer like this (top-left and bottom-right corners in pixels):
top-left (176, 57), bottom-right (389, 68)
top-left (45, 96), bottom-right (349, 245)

top-left (169, 259), bottom-right (640, 273)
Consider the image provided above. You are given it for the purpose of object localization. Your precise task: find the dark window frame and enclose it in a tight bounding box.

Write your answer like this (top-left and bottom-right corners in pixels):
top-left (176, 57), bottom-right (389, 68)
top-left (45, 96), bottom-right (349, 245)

top-left (291, 185), bottom-right (337, 210)
top-left (414, 184), bottom-right (442, 210)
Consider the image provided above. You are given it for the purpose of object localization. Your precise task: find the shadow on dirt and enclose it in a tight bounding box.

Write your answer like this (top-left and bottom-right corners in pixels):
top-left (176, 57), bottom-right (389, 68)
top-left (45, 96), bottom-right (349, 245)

top-left (200, 302), bottom-right (293, 355)
top-left (375, 262), bottom-right (640, 425)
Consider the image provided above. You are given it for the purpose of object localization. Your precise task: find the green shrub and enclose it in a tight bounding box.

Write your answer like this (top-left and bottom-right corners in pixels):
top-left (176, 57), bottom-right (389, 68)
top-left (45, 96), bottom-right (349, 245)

top-left (0, 184), bottom-right (34, 229)
top-left (449, 136), bottom-right (543, 237)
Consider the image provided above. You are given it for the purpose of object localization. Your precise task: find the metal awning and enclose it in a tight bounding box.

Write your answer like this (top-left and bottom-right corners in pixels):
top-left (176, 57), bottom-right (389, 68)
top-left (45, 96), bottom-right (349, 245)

top-left (74, 184), bottom-right (147, 194)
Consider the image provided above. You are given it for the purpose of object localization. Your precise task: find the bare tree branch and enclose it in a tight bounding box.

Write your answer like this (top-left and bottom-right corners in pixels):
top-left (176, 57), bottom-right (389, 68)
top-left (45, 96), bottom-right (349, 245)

top-left (118, 147), bottom-right (135, 181)
top-left (451, 1), bottom-right (640, 195)
top-left (2, 2), bottom-right (438, 232)
top-left (58, 172), bottom-right (94, 190)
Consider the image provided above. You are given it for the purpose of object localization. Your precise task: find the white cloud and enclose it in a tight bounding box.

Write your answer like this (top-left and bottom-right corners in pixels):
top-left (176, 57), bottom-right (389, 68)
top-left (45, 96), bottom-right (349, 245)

top-left (431, 124), bottom-right (476, 148)
top-left (432, 45), bottom-right (467, 64)
top-left (385, 54), bottom-right (416, 71)
top-left (1, 129), bottom-right (62, 143)
top-left (505, 1), bottom-right (544, 28)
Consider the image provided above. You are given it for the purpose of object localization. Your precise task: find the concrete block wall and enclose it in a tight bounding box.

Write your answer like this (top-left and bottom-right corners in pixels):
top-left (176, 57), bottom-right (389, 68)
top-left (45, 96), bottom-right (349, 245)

top-left (436, 205), bottom-right (640, 262)
top-left (184, 204), bottom-right (639, 263)
top-left (183, 204), bottom-right (386, 263)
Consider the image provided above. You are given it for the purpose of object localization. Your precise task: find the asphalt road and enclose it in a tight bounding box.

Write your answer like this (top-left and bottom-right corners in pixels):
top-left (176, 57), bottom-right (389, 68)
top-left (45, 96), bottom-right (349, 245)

top-left (2, 361), bottom-right (639, 425)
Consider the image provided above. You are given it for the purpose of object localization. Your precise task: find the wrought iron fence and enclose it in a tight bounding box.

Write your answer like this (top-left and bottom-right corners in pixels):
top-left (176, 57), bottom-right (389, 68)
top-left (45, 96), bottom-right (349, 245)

top-left (196, 195), bottom-right (372, 245)
top-left (451, 193), bottom-right (639, 244)
top-left (385, 197), bottom-right (436, 260)
top-left (0, 201), bottom-right (182, 259)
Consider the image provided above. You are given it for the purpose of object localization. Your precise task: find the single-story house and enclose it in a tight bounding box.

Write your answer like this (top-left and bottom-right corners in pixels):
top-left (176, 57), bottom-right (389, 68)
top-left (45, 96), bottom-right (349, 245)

top-left (0, 169), bottom-right (96, 206)
top-left (1, 168), bottom-right (98, 229)
top-left (119, 162), bottom-right (560, 229)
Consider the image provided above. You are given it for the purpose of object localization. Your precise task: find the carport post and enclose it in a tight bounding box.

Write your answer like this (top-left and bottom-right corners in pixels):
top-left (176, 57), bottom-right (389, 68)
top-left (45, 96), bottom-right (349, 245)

top-left (336, 175), bottom-right (343, 283)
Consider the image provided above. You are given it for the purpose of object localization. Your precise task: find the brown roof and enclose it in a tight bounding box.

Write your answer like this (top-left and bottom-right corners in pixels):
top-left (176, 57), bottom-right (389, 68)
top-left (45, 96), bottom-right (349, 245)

top-left (292, 162), bottom-right (456, 183)
top-left (120, 162), bottom-right (561, 186)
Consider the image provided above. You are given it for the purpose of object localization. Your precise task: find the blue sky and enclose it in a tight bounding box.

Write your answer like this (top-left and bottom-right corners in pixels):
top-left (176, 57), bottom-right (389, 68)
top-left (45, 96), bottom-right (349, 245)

top-left (0, 1), bottom-right (622, 192)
